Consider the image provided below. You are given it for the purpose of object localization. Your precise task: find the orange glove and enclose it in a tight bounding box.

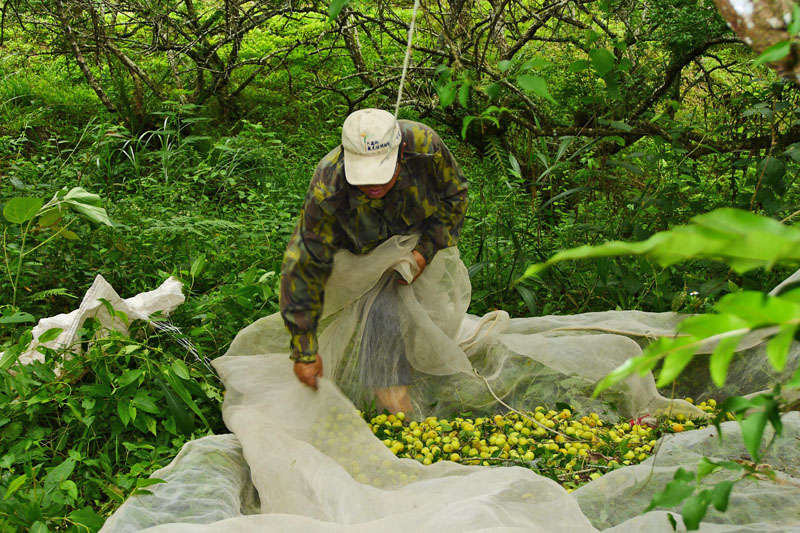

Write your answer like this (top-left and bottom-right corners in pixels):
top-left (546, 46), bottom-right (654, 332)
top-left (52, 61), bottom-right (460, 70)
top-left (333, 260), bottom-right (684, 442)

top-left (294, 354), bottom-right (323, 390)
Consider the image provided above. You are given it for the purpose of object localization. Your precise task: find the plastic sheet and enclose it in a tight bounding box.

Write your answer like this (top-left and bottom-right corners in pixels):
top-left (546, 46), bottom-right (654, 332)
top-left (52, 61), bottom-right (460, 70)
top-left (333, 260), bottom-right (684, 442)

top-left (6, 275), bottom-right (184, 368)
top-left (91, 238), bottom-right (800, 531)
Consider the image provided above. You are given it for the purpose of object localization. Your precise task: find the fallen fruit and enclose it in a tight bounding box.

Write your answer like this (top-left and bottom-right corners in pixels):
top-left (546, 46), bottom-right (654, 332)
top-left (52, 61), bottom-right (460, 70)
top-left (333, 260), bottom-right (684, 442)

top-left (362, 398), bottom-right (721, 490)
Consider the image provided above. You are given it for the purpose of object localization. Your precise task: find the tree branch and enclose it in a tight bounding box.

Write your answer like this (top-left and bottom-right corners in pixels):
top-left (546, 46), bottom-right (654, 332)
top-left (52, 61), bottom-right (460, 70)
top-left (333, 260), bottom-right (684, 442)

top-left (629, 36), bottom-right (742, 120)
top-left (54, 0), bottom-right (116, 113)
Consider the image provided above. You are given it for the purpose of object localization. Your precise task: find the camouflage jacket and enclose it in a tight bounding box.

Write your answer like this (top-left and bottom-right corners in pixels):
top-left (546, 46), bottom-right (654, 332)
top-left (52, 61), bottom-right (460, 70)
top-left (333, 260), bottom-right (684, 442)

top-left (280, 120), bottom-right (468, 362)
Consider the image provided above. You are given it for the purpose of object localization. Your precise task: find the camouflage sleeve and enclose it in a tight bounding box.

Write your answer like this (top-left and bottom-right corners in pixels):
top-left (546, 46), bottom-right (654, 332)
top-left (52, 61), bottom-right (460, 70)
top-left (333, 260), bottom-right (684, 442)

top-left (279, 194), bottom-right (339, 363)
top-left (414, 142), bottom-right (468, 264)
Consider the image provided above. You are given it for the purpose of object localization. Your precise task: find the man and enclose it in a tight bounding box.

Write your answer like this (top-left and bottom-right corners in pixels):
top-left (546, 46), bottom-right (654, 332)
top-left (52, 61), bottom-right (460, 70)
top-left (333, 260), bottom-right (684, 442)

top-left (279, 108), bottom-right (468, 412)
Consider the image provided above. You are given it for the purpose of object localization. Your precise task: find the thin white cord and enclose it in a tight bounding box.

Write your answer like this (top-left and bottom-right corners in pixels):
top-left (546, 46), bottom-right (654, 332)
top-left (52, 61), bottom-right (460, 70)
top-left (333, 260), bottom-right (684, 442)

top-left (393, 0), bottom-right (421, 118)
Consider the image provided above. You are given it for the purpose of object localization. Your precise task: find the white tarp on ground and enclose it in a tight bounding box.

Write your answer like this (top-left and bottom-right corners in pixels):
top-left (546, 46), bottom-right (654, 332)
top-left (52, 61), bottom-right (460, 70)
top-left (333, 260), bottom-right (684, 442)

top-left (50, 237), bottom-right (798, 532)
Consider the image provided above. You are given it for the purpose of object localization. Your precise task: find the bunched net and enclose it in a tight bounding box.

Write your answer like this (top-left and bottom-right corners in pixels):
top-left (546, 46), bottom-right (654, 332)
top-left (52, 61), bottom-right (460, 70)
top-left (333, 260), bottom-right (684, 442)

top-left (93, 235), bottom-right (800, 532)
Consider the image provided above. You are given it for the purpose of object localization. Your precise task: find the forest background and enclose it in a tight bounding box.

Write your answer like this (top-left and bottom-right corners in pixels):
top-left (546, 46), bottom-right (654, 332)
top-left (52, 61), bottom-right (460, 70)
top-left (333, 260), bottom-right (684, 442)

top-left (1, 0), bottom-right (800, 530)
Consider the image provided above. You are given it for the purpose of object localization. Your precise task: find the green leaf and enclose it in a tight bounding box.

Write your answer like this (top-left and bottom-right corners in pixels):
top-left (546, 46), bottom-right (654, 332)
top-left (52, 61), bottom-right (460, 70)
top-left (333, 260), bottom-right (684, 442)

top-left (709, 334), bottom-right (745, 387)
top-left (435, 63), bottom-right (451, 84)
top-left (38, 208), bottom-right (62, 227)
top-left (679, 313), bottom-right (749, 339)
top-left (693, 208), bottom-right (793, 236)
top-left (696, 458), bottom-right (721, 480)
top-left (618, 58), bottom-right (633, 72)
top-left (68, 506), bottom-right (105, 531)
top-left (681, 490), bottom-right (711, 530)
top-left (538, 188), bottom-right (589, 214)
top-left (667, 513), bottom-right (678, 530)
top-left (589, 48), bottom-right (615, 77)
top-left (458, 82), bottom-right (470, 108)
top-left (711, 480), bottom-right (734, 512)
top-left (157, 378), bottom-right (194, 434)
top-left (44, 457), bottom-right (76, 493)
top-left (165, 371), bottom-right (210, 429)
top-left (607, 159), bottom-right (643, 175)
top-left (656, 343), bottom-right (696, 387)
top-left (645, 468), bottom-right (695, 511)
top-left (121, 344), bottom-right (140, 355)
top-left (675, 467), bottom-right (696, 483)
top-left (498, 60), bottom-right (512, 72)
top-left (517, 75), bottom-right (556, 104)
top-left (190, 254), bottom-right (206, 279)
top-left (146, 415), bottom-right (157, 436)
top-left (603, 72), bottom-right (620, 98)
top-left (4, 474), bottom-right (27, 499)
top-left (62, 187), bottom-right (112, 226)
top-left (437, 80), bottom-right (458, 108)
top-left (520, 58), bottom-right (552, 70)
top-left (484, 82), bottom-right (501, 101)
top-left (569, 59), bottom-right (589, 72)
top-left (617, 437), bottom-right (630, 455)
top-left (714, 396), bottom-right (753, 435)
top-left (754, 41), bottom-right (791, 66)
top-left (32, 363), bottom-right (56, 382)
top-left (30, 522), bottom-right (49, 533)
top-left (60, 479), bottom-right (78, 500)
top-left (54, 226), bottom-right (79, 240)
top-left (135, 477), bottom-right (167, 489)
top-left (790, 4), bottom-right (800, 35)
top-left (171, 360), bottom-right (191, 380)
top-left (739, 411), bottom-right (768, 462)
top-left (716, 291), bottom-right (800, 327)
top-left (3, 197), bottom-right (43, 224)
top-left (328, 0), bottom-right (350, 20)
top-left (786, 365), bottom-right (800, 388)
top-left (766, 323), bottom-right (797, 371)
top-left (0, 334), bottom-right (29, 370)
top-left (720, 396), bottom-right (756, 414)
top-left (763, 395), bottom-right (783, 438)
top-left (593, 349), bottom-right (663, 396)
top-left (515, 285), bottom-right (536, 316)
top-left (118, 369), bottom-right (145, 388)
top-left (509, 154), bottom-right (522, 177)
top-left (717, 459), bottom-right (746, 471)
top-left (758, 156), bottom-right (786, 191)
top-left (461, 116), bottom-right (478, 139)
top-left (0, 311), bottom-right (35, 324)
top-left (132, 391), bottom-right (160, 414)
top-left (779, 286), bottom-right (800, 303)
top-left (38, 327), bottom-right (63, 344)
top-left (117, 400), bottom-right (131, 427)
top-left (608, 120), bottom-right (632, 132)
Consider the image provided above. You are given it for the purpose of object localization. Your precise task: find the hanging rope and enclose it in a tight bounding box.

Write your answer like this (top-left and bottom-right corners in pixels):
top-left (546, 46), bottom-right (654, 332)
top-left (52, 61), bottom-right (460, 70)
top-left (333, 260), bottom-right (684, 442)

top-left (393, 0), bottom-right (421, 118)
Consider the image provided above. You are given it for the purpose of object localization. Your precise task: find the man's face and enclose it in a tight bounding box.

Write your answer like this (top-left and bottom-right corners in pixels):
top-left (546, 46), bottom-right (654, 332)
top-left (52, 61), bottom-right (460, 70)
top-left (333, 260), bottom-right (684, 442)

top-left (357, 143), bottom-right (404, 199)
top-left (358, 172), bottom-right (399, 199)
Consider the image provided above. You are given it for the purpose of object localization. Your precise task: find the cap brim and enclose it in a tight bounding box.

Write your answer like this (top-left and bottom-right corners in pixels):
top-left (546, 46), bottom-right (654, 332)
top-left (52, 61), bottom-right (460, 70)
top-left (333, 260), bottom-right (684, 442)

top-left (343, 145), bottom-right (400, 186)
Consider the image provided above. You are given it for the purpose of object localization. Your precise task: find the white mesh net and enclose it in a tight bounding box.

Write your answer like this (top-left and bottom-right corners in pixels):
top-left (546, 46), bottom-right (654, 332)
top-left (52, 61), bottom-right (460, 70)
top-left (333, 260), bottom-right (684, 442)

top-left (97, 236), bottom-right (800, 532)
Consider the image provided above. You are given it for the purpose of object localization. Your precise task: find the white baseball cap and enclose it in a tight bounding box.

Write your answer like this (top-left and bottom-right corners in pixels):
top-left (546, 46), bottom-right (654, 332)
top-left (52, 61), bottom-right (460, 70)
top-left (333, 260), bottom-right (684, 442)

top-left (341, 109), bottom-right (402, 186)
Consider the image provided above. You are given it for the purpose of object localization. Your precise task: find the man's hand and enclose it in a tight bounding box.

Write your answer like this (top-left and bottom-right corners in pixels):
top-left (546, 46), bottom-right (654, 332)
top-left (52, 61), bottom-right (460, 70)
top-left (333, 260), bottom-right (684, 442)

top-left (294, 355), bottom-right (323, 389)
top-left (398, 250), bottom-right (427, 285)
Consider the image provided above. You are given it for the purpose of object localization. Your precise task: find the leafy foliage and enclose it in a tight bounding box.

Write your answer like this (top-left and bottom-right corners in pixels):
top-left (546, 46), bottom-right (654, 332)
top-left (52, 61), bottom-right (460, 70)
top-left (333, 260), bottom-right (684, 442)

top-left (0, 317), bottom-right (223, 532)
